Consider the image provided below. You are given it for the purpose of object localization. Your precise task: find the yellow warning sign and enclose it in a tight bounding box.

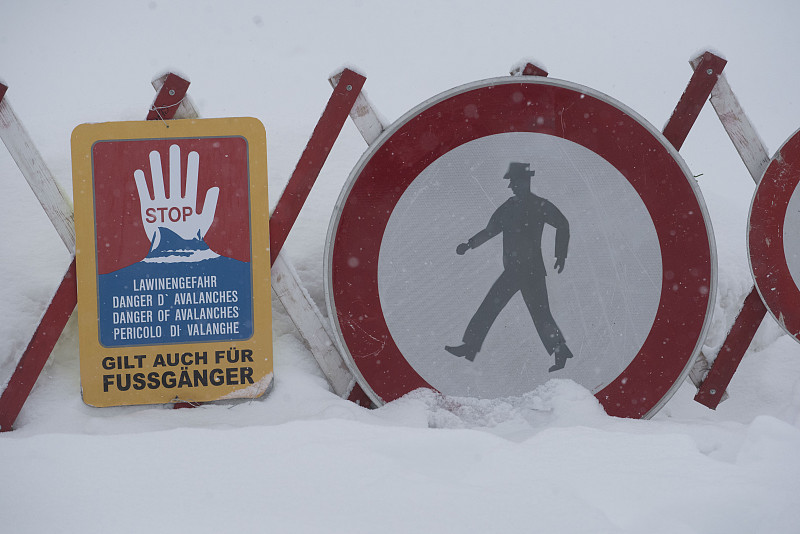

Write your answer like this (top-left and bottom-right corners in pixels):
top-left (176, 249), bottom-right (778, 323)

top-left (71, 118), bottom-right (272, 406)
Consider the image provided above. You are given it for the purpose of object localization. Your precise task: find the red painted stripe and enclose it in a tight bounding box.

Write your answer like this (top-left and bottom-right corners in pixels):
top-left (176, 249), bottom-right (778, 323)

top-left (522, 64), bottom-right (548, 77)
top-left (0, 81), bottom-right (8, 102)
top-left (663, 52), bottom-right (727, 150)
top-left (0, 260), bottom-right (77, 431)
top-left (346, 383), bottom-right (374, 408)
top-left (146, 73), bottom-right (190, 121)
top-left (269, 69), bottom-right (366, 264)
top-left (694, 288), bottom-right (767, 409)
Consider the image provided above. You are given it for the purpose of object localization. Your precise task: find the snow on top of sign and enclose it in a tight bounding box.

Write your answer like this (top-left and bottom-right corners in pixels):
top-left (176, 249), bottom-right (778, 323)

top-left (328, 63), bottom-right (368, 80)
top-left (690, 46), bottom-right (728, 63)
top-left (150, 68), bottom-right (192, 86)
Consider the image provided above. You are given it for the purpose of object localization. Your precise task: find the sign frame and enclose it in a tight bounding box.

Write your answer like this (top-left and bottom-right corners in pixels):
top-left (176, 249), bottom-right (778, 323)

top-left (748, 127), bottom-right (800, 341)
top-left (71, 117), bottom-right (273, 407)
top-left (324, 76), bottom-right (717, 419)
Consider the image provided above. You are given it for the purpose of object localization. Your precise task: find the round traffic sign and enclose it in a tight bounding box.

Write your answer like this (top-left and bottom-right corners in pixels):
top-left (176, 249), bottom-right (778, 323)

top-left (325, 77), bottom-right (716, 418)
top-left (749, 128), bottom-right (800, 341)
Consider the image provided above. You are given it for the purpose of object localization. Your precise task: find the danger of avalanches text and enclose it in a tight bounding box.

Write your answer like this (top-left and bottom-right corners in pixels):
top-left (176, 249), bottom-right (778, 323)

top-left (110, 275), bottom-right (240, 341)
top-left (101, 349), bottom-right (255, 393)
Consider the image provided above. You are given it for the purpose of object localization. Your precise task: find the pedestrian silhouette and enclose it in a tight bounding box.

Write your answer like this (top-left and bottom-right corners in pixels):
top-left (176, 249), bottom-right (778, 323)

top-left (445, 162), bottom-right (574, 372)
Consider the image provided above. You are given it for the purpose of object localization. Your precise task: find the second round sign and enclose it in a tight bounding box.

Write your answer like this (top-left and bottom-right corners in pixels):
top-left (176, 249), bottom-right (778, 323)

top-left (325, 77), bottom-right (716, 418)
top-left (749, 128), bottom-right (800, 342)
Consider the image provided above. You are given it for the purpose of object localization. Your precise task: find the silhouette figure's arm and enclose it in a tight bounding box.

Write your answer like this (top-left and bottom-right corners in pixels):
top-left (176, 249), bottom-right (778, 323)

top-left (467, 228), bottom-right (497, 249)
top-left (545, 203), bottom-right (569, 272)
top-left (457, 211), bottom-right (502, 254)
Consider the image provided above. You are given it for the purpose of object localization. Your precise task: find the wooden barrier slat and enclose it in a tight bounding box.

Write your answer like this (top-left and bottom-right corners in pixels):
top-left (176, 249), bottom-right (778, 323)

top-left (663, 51), bottom-right (728, 150)
top-left (269, 69), bottom-right (366, 264)
top-left (0, 260), bottom-right (77, 431)
top-left (0, 84), bottom-right (75, 253)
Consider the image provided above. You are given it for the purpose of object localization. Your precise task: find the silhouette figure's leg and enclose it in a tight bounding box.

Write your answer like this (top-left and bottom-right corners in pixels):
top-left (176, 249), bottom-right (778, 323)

top-left (520, 275), bottom-right (570, 368)
top-left (461, 270), bottom-right (518, 352)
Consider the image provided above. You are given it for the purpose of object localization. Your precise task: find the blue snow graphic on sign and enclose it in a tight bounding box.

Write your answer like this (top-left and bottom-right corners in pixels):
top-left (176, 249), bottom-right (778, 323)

top-left (97, 227), bottom-right (252, 347)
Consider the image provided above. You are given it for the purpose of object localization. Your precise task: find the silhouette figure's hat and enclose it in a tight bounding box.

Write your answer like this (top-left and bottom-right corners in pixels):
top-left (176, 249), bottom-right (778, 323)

top-left (503, 162), bottom-right (535, 181)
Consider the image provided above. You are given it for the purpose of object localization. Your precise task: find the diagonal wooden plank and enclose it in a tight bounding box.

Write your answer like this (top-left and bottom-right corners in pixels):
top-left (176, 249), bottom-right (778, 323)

top-left (152, 74), bottom-right (199, 120)
top-left (0, 260), bottom-right (76, 431)
top-left (146, 73), bottom-right (191, 121)
top-left (689, 56), bottom-right (770, 183)
top-left (271, 254), bottom-right (356, 396)
top-left (269, 68), bottom-right (366, 264)
top-left (681, 52), bottom-right (771, 409)
top-left (0, 83), bottom-right (75, 253)
top-left (266, 69), bottom-right (372, 403)
top-left (660, 51), bottom-right (774, 409)
top-left (663, 51), bottom-right (728, 151)
top-left (329, 70), bottom-right (386, 145)
top-left (695, 288), bottom-right (767, 408)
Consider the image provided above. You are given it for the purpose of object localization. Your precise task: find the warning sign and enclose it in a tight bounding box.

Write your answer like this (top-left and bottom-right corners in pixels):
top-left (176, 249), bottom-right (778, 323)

top-left (325, 78), bottom-right (716, 418)
top-left (71, 118), bottom-right (272, 406)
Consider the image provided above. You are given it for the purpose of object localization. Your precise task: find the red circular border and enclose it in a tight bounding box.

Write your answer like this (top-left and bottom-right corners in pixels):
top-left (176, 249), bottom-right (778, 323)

top-left (328, 79), bottom-right (714, 418)
top-left (749, 128), bottom-right (800, 339)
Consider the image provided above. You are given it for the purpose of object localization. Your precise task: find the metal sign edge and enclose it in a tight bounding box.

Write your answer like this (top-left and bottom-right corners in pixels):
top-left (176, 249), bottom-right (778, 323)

top-left (746, 126), bottom-right (800, 342)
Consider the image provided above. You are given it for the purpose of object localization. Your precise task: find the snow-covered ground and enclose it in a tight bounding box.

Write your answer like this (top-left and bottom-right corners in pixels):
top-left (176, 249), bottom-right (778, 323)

top-left (2, 1), bottom-right (800, 532)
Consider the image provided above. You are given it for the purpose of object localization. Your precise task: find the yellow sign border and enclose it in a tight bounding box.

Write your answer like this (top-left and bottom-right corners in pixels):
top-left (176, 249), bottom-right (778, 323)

top-left (71, 118), bottom-right (272, 407)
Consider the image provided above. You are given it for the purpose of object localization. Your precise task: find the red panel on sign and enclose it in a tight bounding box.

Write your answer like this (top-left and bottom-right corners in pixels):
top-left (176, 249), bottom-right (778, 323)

top-left (328, 79), bottom-right (714, 418)
top-left (92, 137), bottom-right (251, 274)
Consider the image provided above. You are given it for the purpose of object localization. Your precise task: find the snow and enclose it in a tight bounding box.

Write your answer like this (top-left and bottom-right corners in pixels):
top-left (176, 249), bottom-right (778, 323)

top-left (2, 1), bottom-right (800, 532)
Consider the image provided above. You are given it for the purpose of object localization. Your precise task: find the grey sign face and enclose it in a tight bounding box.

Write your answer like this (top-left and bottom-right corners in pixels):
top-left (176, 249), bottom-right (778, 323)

top-left (378, 132), bottom-right (662, 398)
top-left (784, 183), bottom-right (800, 290)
